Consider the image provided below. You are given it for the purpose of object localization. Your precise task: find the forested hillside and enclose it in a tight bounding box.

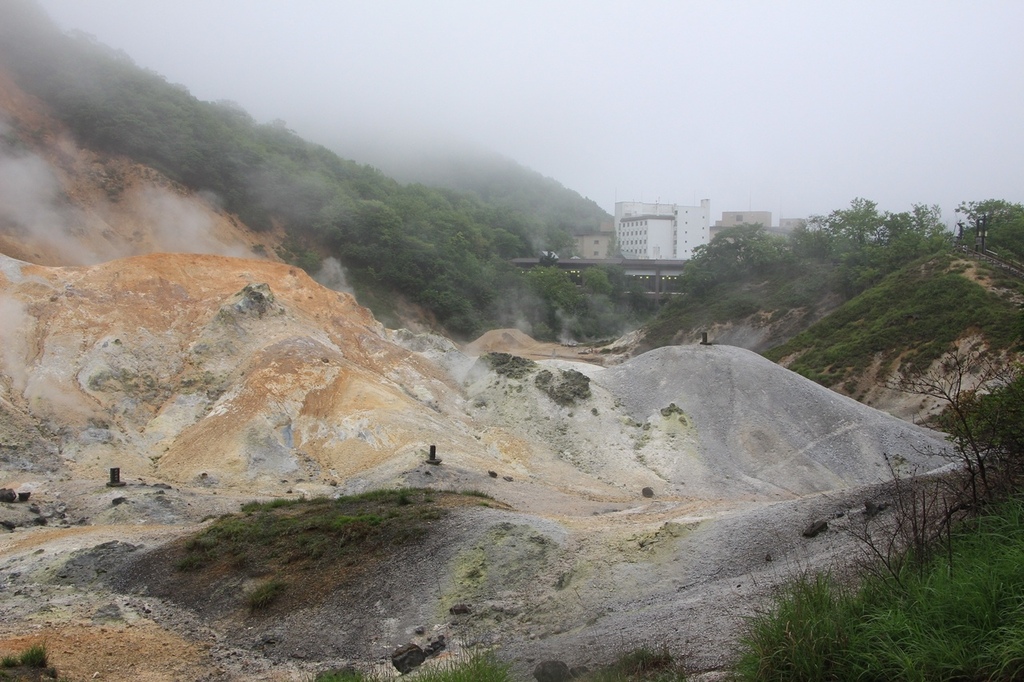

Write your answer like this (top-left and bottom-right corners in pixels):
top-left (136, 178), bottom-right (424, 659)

top-left (642, 198), bottom-right (1024, 407)
top-left (328, 137), bottom-right (612, 250)
top-left (0, 0), bottom-right (632, 339)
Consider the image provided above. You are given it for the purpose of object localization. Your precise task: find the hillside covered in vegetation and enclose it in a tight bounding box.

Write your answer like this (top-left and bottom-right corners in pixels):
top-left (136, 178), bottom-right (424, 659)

top-left (0, 0), bottom-right (641, 340)
top-left (642, 198), bottom-right (1024, 394)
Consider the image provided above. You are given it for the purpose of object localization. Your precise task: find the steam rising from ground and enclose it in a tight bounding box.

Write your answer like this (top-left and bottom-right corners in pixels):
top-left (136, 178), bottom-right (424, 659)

top-left (0, 146), bottom-right (99, 263)
top-left (0, 131), bottom-right (254, 264)
top-left (0, 294), bottom-right (30, 391)
top-left (133, 186), bottom-right (249, 259)
top-left (313, 257), bottom-right (354, 295)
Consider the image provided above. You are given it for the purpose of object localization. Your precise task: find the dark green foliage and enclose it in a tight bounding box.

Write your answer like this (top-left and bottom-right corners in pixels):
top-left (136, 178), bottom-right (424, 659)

top-left (520, 264), bottom-right (651, 342)
top-left (957, 199), bottom-right (1024, 262)
top-left (407, 652), bottom-right (512, 682)
top-left (644, 200), bottom-right (952, 352)
top-left (583, 647), bottom-right (687, 681)
top-left (934, 363), bottom-right (1024, 500)
top-left (764, 255), bottom-right (1023, 387)
top-left (1, 643), bottom-right (48, 669)
top-left (804, 199), bottom-right (950, 296)
top-left (682, 224), bottom-right (796, 296)
top-left (314, 669), bottom-right (373, 682)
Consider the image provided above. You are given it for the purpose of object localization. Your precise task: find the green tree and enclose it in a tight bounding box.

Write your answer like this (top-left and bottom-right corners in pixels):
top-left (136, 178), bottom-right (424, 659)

top-left (525, 267), bottom-right (585, 339)
top-left (582, 267), bottom-right (613, 296)
top-left (956, 199), bottom-right (1024, 261)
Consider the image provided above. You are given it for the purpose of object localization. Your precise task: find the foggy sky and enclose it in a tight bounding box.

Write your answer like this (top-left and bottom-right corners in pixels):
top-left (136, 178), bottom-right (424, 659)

top-left (36, 0), bottom-right (1024, 223)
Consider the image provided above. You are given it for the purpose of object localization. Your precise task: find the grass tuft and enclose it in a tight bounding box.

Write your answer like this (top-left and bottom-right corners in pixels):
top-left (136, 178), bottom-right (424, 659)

top-left (247, 578), bottom-right (286, 612)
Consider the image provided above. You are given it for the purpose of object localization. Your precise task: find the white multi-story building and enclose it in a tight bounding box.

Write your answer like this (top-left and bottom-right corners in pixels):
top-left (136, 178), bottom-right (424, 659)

top-left (614, 200), bottom-right (710, 260)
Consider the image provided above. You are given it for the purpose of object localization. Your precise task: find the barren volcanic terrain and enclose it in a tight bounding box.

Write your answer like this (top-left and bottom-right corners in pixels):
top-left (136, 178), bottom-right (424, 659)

top-left (0, 251), bottom-right (954, 680)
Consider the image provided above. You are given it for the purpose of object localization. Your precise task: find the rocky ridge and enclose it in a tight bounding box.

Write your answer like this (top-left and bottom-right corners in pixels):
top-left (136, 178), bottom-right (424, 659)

top-left (0, 250), bottom-right (955, 680)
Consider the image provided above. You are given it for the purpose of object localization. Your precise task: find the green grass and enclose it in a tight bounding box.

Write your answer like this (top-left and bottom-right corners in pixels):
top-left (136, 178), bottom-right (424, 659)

top-left (764, 255), bottom-right (1023, 387)
top-left (177, 488), bottom-right (445, 573)
top-left (736, 497), bottom-right (1024, 681)
top-left (313, 670), bottom-right (370, 682)
top-left (173, 488), bottom-right (477, 612)
top-left (309, 649), bottom-right (687, 681)
top-left (246, 578), bottom-right (287, 612)
top-left (409, 652), bottom-right (512, 682)
top-left (17, 645), bottom-right (46, 669)
top-left (0, 643), bottom-right (51, 679)
top-left (583, 647), bottom-right (687, 681)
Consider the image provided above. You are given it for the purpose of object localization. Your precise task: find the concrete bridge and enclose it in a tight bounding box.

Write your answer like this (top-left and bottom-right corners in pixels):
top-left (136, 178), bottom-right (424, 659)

top-left (511, 257), bottom-right (687, 301)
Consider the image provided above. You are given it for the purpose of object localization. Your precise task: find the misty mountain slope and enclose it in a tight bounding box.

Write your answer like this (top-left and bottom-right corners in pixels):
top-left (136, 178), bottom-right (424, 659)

top-left (0, 64), bottom-right (271, 266)
top-left (0, 1), bottom-right (617, 338)
top-left (332, 136), bottom-right (611, 236)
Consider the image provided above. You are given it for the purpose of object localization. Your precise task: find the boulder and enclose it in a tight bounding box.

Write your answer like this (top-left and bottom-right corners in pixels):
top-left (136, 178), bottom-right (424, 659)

top-left (391, 643), bottom-right (426, 674)
top-left (534, 660), bottom-right (572, 682)
top-left (0, 488), bottom-right (16, 503)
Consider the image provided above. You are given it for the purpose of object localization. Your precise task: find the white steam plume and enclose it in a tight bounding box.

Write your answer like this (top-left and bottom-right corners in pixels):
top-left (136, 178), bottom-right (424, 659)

top-left (313, 257), bottom-right (354, 295)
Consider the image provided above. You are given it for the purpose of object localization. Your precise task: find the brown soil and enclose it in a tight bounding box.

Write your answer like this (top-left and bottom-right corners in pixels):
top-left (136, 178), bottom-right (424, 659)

top-left (463, 328), bottom-right (608, 364)
top-left (0, 625), bottom-right (212, 682)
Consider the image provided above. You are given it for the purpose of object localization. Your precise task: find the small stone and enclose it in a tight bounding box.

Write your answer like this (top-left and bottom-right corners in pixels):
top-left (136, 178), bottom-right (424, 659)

top-left (488, 470), bottom-right (498, 478)
top-left (533, 659), bottom-right (571, 682)
top-left (449, 603), bottom-right (471, 615)
top-left (641, 487), bottom-right (654, 498)
top-left (503, 476), bottom-right (513, 482)
top-left (802, 519), bottom-right (828, 538)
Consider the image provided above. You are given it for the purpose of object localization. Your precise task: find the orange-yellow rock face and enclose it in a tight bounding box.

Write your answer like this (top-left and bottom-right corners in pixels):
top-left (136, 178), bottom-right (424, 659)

top-left (0, 252), bottom-right (471, 487)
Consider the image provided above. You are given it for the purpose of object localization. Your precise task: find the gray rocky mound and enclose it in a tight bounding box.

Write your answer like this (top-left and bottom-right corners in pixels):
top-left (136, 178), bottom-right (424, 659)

top-left (593, 344), bottom-right (950, 499)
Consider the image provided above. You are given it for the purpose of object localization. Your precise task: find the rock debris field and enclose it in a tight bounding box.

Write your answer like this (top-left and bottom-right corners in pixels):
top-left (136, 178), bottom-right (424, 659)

top-left (0, 253), bottom-right (952, 680)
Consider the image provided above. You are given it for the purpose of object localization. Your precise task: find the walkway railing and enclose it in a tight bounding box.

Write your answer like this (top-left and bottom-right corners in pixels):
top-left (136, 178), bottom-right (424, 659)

top-left (955, 244), bottom-right (1024, 281)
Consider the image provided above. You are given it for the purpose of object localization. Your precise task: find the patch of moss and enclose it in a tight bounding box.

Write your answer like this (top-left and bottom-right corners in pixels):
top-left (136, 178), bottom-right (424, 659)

top-left (535, 368), bottom-right (591, 406)
top-left (483, 352), bottom-right (536, 379)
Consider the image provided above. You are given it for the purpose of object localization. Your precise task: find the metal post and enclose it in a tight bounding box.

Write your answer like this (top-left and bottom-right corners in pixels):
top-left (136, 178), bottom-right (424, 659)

top-left (107, 467), bottom-right (126, 487)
